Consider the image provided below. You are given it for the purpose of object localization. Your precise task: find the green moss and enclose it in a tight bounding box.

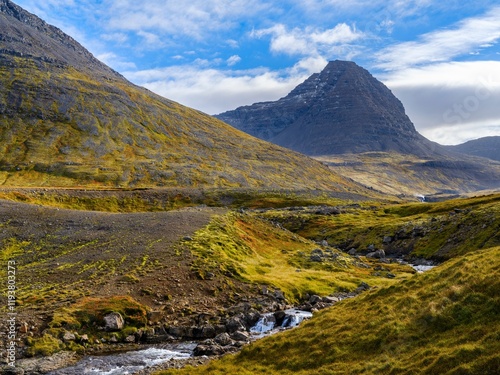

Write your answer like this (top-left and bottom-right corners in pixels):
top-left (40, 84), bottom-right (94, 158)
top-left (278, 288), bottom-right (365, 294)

top-left (50, 296), bottom-right (148, 331)
top-left (25, 333), bottom-right (64, 357)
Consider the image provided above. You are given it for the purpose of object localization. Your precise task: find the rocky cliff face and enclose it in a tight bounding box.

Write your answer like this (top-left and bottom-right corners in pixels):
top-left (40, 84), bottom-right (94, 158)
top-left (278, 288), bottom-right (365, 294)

top-left (216, 61), bottom-right (444, 156)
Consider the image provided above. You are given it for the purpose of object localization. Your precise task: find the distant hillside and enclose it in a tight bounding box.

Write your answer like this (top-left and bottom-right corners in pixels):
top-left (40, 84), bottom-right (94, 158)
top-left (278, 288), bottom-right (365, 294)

top-left (216, 60), bottom-right (445, 157)
top-left (0, 0), bottom-right (363, 192)
top-left (446, 136), bottom-right (500, 162)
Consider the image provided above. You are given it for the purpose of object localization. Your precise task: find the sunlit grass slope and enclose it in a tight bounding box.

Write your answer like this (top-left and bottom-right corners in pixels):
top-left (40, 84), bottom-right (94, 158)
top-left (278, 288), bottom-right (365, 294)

top-left (0, 55), bottom-right (366, 192)
top-left (186, 212), bottom-right (415, 303)
top-left (260, 193), bottom-right (500, 260)
top-left (161, 246), bottom-right (500, 375)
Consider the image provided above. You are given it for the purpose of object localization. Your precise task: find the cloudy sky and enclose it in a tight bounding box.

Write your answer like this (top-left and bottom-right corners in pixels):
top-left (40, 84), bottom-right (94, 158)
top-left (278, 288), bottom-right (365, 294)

top-left (14, 0), bottom-right (500, 145)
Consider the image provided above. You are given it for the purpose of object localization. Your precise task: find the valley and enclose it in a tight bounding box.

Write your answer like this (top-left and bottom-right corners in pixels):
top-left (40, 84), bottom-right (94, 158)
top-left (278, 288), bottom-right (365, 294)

top-left (1, 1), bottom-right (500, 374)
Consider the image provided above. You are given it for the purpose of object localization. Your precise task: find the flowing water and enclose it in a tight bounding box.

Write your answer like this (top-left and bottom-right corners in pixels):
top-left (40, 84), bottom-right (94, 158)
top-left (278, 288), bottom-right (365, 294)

top-left (48, 310), bottom-right (312, 374)
top-left (47, 343), bottom-right (196, 375)
top-left (250, 309), bottom-right (313, 337)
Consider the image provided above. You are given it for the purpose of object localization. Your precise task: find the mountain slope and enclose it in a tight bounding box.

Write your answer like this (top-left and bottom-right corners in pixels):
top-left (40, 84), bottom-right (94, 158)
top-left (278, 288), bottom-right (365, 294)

top-left (0, 1), bottom-right (362, 192)
top-left (446, 136), bottom-right (500, 162)
top-left (216, 60), bottom-right (445, 157)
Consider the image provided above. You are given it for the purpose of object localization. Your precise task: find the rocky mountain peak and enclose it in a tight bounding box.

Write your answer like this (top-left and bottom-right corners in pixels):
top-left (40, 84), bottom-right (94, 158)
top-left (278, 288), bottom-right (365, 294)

top-left (216, 60), bottom-right (443, 156)
top-left (0, 0), bottom-right (121, 79)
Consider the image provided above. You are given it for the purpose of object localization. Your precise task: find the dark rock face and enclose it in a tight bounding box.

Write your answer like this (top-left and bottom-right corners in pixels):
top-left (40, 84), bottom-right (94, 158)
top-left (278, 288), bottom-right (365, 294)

top-left (446, 136), bottom-right (500, 162)
top-left (216, 60), bottom-right (445, 157)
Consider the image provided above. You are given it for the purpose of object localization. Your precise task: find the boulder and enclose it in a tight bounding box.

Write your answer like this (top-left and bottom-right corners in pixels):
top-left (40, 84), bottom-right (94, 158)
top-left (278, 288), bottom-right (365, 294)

top-left (124, 335), bottom-right (136, 343)
top-left (193, 344), bottom-right (225, 356)
top-left (309, 295), bottom-right (322, 305)
top-left (230, 330), bottom-right (250, 342)
top-left (103, 312), bottom-right (124, 331)
top-left (322, 296), bottom-right (339, 304)
top-left (62, 331), bottom-right (76, 342)
top-left (225, 317), bottom-right (246, 333)
top-left (214, 332), bottom-right (234, 346)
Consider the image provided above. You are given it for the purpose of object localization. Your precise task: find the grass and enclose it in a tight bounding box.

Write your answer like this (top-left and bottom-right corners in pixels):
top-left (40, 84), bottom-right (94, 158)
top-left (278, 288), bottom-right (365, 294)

top-left (159, 246), bottom-right (500, 375)
top-left (187, 212), bottom-right (415, 303)
top-left (259, 193), bottom-right (500, 260)
top-left (0, 187), bottom-right (375, 213)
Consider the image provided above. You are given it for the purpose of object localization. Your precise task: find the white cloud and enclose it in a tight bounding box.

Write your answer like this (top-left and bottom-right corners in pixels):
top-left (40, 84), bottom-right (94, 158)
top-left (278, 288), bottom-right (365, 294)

top-left (123, 59), bottom-right (322, 114)
top-left (380, 61), bottom-right (500, 144)
top-left (376, 6), bottom-right (500, 70)
top-left (97, 52), bottom-right (137, 71)
top-left (101, 0), bottom-right (269, 40)
top-left (252, 23), bottom-right (364, 59)
top-left (226, 55), bottom-right (242, 66)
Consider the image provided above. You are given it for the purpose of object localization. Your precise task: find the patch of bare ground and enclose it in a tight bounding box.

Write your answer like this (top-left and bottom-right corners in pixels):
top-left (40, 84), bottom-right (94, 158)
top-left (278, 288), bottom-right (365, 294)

top-left (0, 199), bottom-right (266, 358)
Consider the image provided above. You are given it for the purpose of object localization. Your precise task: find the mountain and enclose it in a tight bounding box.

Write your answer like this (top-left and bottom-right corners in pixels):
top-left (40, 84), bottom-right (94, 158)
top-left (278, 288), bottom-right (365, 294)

top-left (446, 136), bottom-right (500, 162)
top-left (0, 0), bottom-right (363, 192)
top-left (217, 61), bottom-right (500, 196)
top-left (216, 60), bottom-right (444, 157)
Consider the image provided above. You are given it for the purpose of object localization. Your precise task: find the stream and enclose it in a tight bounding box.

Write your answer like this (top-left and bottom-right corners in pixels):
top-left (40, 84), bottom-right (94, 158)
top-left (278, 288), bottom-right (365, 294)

top-left (47, 343), bottom-right (196, 375)
top-left (47, 310), bottom-right (312, 375)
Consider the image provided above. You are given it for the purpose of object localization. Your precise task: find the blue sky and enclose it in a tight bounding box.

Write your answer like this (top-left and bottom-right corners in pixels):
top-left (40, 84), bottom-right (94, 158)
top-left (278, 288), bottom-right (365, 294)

top-left (14, 0), bottom-right (500, 145)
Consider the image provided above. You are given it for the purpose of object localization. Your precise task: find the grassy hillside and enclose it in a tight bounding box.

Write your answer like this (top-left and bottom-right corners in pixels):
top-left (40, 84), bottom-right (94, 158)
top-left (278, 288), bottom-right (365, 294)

top-left (316, 152), bottom-right (500, 196)
top-left (185, 212), bottom-right (414, 303)
top-left (0, 54), bottom-right (365, 192)
top-left (161, 246), bottom-right (500, 375)
top-left (259, 193), bottom-right (500, 260)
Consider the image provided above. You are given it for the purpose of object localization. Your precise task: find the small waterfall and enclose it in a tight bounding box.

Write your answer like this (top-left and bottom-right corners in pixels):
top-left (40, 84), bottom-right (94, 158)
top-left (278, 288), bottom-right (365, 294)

top-left (250, 309), bottom-right (312, 336)
top-left (250, 313), bottom-right (276, 334)
top-left (281, 310), bottom-right (312, 328)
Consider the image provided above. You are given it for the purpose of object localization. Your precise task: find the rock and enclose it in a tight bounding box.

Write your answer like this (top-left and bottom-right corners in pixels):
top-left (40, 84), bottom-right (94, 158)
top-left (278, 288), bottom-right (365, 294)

top-left (214, 332), bottom-right (233, 346)
top-left (230, 330), bottom-right (250, 342)
top-left (309, 295), bottom-right (322, 305)
top-left (192, 325), bottom-right (216, 339)
top-left (310, 254), bottom-right (323, 262)
top-left (348, 248), bottom-right (357, 256)
top-left (367, 249), bottom-right (385, 259)
top-left (19, 322), bottom-right (29, 334)
top-left (124, 335), bottom-right (136, 343)
top-left (358, 281), bottom-right (370, 290)
top-left (183, 236), bottom-right (193, 241)
top-left (109, 335), bottom-right (118, 343)
top-left (244, 310), bottom-right (261, 327)
top-left (367, 244), bottom-right (376, 251)
top-left (3, 367), bottom-right (24, 374)
top-left (103, 312), bottom-right (124, 332)
top-left (147, 311), bottom-right (162, 323)
top-left (386, 273), bottom-right (396, 278)
top-left (80, 334), bottom-right (89, 343)
top-left (225, 317), bottom-right (246, 333)
top-left (322, 296), bottom-right (339, 304)
top-left (62, 331), bottom-right (76, 342)
top-left (193, 344), bottom-right (225, 357)
top-left (383, 236), bottom-right (393, 244)
top-left (320, 240), bottom-right (329, 246)
top-left (273, 289), bottom-right (286, 301)
top-left (273, 311), bottom-right (286, 326)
